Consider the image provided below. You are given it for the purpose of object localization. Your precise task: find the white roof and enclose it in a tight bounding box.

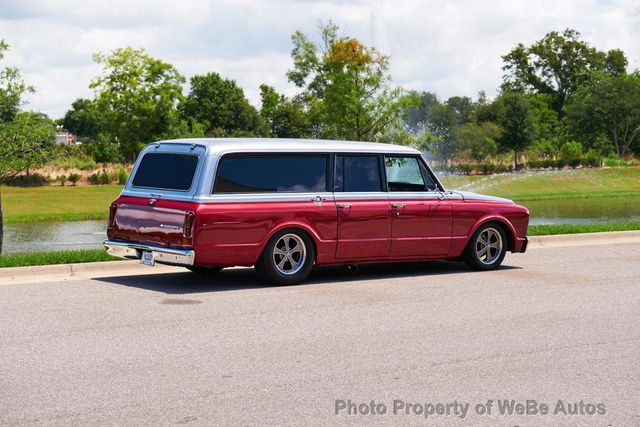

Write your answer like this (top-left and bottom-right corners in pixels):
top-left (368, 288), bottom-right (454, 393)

top-left (153, 138), bottom-right (420, 156)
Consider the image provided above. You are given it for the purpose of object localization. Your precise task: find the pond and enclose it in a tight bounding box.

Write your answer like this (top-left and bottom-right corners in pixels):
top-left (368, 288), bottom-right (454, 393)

top-left (3, 220), bottom-right (107, 254)
top-left (523, 195), bottom-right (640, 225)
top-left (1, 195), bottom-right (639, 254)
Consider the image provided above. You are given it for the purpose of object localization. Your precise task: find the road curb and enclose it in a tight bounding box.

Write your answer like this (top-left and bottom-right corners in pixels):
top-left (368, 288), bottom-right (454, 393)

top-left (0, 260), bottom-right (184, 286)
top-left (1, 230), bottom-right (639, 285)
top-left (527, 230), bottom-right (640, 248)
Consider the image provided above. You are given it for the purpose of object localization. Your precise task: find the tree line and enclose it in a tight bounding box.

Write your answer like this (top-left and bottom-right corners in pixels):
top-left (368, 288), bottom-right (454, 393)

top-left (3, 24), bottom-right (640, 174)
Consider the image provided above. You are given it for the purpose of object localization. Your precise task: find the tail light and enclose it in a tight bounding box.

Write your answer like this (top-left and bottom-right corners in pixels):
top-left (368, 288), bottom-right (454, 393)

top-left (108, 202), bottom-right (118, 227)
top-left (184, 211), bottom-right (195, 238)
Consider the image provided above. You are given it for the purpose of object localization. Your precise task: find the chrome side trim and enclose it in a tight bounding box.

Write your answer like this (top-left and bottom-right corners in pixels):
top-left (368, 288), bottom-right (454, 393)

top-left (103, 240), bottom-right (195, 266)
top-left (194, 192), bottom-right (335, 204)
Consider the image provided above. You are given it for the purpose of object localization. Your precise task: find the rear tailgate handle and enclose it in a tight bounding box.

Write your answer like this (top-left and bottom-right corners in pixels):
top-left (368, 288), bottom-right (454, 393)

top-left (149, 193), bottom-right (163, 206)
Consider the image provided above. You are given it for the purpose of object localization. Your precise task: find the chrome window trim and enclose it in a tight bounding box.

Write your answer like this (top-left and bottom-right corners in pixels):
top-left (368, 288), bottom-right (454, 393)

top-left (333, 192), bottom-right (389, 201)
top-left (124, 143), bottom-right (207, 200)
top-left (194, 192), bottom-right (335, 204)
top-left (388, 192), bottom-right (442, 201)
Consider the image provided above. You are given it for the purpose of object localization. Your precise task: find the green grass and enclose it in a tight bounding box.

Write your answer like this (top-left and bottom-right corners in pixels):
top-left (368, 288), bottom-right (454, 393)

top-left (1, 185), bottom-right (121, 224)
top-left (528, 221), bottom-right (640, 236)
top-left (0, 249), bottom-right (121, 268)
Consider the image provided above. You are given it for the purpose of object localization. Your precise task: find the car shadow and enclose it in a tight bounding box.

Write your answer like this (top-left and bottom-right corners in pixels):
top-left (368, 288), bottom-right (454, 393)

top-left (94, 261), bottom-right (522, 295)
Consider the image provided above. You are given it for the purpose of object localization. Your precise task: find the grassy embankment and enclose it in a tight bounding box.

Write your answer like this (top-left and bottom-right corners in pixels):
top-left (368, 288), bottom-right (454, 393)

top-left (0, 249), bottom-right (120, 268)
top-left (1, 185), bottom-right (121, 223)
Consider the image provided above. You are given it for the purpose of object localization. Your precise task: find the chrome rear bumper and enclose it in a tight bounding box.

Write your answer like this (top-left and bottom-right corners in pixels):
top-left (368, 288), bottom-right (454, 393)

top-left (103, 240), bottom-right (195, 266)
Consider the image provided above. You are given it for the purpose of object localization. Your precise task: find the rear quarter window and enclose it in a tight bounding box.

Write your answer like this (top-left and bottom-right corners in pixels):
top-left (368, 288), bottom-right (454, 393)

top-left (214, 155), bottom-right (328, 193)
top-left (132, 152), bottom-right (199, 191)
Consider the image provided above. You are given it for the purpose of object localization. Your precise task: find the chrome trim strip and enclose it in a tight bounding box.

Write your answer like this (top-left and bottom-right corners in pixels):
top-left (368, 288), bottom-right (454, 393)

top-left (333, 192), bottom-right (389, 201)
top-left (103, 240), bottom-right (195, 266)
top-left (194, 192), bottom-right (335, 204)
top-left (388, 192), bottom-right (443, 200)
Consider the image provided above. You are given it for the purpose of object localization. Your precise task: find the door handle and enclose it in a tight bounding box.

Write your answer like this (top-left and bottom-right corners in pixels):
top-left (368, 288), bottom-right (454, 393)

top-left (337, 203), bottom-right (352, 209)
top-left (391, 203), bottom-right (405, 216)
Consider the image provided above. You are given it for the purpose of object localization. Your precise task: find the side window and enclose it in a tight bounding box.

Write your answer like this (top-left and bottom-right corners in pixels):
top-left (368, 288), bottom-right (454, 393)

top-left (385, 156), bottom-right (436, 191)
top-left (335, 155), bottom-right (383, 192)
top-left (214, 155), bottom-right (328, 193)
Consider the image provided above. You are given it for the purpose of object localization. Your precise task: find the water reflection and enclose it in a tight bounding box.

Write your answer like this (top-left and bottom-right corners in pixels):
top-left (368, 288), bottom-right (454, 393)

top-left (3, 220), bottom-right (107, 254)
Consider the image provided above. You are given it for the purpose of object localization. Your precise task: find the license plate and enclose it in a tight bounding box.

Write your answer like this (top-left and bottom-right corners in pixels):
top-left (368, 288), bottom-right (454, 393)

top-left (140, 250), bottom-right (155, 266)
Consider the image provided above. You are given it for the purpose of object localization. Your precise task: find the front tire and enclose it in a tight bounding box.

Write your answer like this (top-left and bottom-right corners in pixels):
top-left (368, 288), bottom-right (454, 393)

top-left (255, 229), bottom-right (315, 285)
top-left (464, 223), bottom-right (507, 271)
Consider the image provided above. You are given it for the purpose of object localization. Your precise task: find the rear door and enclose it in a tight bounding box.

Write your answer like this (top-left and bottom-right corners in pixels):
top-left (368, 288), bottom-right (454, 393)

top-left (385, 155), bottom-right (452, 257)
top-left (334, 154), bottom-right (392, 259)
top-left (108, 144), bottom-right (205, 247)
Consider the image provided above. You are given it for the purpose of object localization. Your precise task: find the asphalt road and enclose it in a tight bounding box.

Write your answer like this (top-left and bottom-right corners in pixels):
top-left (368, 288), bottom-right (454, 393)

top-left (1, 241), bottom-right (639, 426)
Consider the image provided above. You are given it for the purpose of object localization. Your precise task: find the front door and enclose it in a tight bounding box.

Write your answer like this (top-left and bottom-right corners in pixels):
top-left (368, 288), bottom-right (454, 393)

top-left (335, 155), bottom-right (392, 259)
top-left (385, 155), bottom-right (452, 257)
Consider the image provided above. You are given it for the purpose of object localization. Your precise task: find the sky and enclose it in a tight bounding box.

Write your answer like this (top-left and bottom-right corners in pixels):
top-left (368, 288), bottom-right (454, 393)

top-left (1, 0), bottom-right (639, 119)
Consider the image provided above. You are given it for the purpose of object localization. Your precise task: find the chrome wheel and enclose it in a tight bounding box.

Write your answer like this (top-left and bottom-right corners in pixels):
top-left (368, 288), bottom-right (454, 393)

top-left (272, 233), bottom-right (306, 276)
top-left (476, 227), bottom-right (503, 265)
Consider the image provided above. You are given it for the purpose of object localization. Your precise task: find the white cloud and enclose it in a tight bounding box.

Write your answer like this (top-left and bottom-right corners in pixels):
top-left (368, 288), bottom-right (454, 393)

top-left (1, 0), bottom-right (638, 117)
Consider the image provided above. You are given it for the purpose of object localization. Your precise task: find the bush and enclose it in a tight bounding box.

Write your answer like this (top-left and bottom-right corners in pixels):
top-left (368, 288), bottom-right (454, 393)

top-left (117, 166), bottom-right (128, 185)
top-left (560, 141), bottom-right (583, 163)
top-left (58, 175), bottom-right (67, 186)
top-left (90, 134), bottom-right (121, 163)
top-left (582, 149), bottom-right (602, 167)
top-left (479, 163), bottom-right (496, 175)
top-left (3, 173), bottom-right (49, 186)
top-left (68, 173), bottom-right (81, 185)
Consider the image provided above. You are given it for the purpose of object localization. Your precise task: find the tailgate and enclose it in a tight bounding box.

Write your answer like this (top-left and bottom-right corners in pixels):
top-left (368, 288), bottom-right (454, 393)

top-left (108, 196), bottom-right (196, 247)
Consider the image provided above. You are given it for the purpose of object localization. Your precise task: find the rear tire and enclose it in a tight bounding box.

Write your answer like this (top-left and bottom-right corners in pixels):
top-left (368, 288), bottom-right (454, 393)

top-left (464, 223), bottom-right (507, 271)
top-left (186, 266), bottom-right (223, 274)
top-left (255, 229), bottom-right (315, 285)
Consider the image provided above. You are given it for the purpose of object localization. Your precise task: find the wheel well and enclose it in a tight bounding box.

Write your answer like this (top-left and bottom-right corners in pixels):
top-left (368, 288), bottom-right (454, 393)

top-left (263, 226), bottom-right (318, 259)
top-left (481, 220), bottom-right (515, 252)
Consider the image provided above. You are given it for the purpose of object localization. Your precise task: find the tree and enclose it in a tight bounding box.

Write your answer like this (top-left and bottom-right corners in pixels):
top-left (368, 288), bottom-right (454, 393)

top-left (445, 96), bottom-right (474, 125)
top-left (565, 72), bottom-right (640, 158)
top-left (287, 22), bottom-right (410, 142)
top-left (62, 98), bottom-right (103, 140)
top-left (179, 72), bottom-right (264, 137)
top-left (455, 122), bottom-right (501, 162)
top-left (90, 47), bottom-right (185, 160)
top-left (0, 112), bottom-right (56, 252)
top-left (496, 92), bottom-right (535, 168)
top-left (404, 91), bottom-right (458, 163)
top-left (0, 40), bottom-right (34, 123)
top-left (501, 29), bottom-right (627, 114)
top-left (259, 84), bottom-right (309, 138)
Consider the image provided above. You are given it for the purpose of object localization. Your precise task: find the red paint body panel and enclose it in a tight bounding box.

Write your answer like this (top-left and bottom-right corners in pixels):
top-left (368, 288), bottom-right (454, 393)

top-left (336, 199), bottom-right (392, 259)
top-left (108, 194), bottom-right (529, 267)
top-left (390, 199), bottom-right (452, 257)
top-left (194, 199), bottom-right (338, 266)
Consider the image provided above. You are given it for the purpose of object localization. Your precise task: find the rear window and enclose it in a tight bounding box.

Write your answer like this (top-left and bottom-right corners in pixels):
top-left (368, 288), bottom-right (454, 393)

top-left (214, 155), bottom-right (328, 193)
top-left (132, 153), bottom-right (199, 191)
